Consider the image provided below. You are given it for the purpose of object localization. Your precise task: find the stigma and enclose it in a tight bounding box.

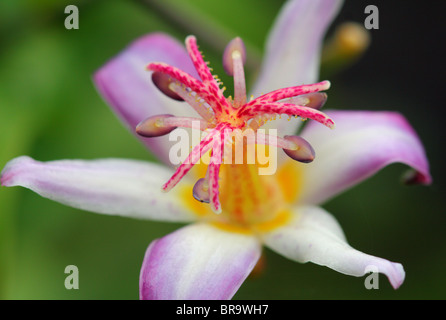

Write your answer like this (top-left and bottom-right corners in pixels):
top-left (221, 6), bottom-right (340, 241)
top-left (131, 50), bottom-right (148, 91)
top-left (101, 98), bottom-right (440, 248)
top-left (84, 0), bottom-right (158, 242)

top-left (137, 35), bottom-right (334, 214)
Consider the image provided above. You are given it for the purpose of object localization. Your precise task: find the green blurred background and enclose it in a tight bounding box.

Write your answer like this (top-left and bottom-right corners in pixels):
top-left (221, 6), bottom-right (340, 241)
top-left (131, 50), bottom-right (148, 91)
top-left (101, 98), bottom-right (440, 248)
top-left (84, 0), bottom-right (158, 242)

top-left (0, 0), bottom-right (445, 299)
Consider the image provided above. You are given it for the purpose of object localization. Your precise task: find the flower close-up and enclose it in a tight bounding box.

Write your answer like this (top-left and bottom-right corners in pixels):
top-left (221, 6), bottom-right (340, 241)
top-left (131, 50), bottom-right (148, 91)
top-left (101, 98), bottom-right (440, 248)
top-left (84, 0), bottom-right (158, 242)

top-left (0, 0), bottom-right (441, 300)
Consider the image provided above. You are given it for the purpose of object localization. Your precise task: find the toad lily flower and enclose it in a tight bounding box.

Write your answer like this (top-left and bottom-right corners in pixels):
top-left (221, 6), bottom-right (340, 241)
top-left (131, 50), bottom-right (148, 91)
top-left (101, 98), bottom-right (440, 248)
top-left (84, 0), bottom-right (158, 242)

top-left (0, 0), bottom-right (431, 299)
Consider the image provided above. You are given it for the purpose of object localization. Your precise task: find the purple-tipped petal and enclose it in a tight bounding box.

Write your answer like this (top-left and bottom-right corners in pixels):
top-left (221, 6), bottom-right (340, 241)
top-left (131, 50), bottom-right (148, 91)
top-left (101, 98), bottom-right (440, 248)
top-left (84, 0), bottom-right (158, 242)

top-left (251, 0), bottom-right (343, 136)
top-left (93, 33), bottom-right (200, 166)
top-left (1, 156), bottom-right (197, 222)
top-left (140, 223), bottom-right (261, 300)
top-left (253, 0), bottom-right (343, 93)
top-left (298, 110), bottom-right (432, 205)
top-left (261, 205), bottom-right (405, 289)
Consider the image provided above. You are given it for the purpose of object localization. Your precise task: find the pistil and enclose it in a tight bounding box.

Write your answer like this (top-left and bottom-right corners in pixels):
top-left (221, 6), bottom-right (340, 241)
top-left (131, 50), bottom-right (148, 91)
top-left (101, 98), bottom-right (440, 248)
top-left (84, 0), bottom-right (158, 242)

top-left (141, 36), bottom-right (335, 214)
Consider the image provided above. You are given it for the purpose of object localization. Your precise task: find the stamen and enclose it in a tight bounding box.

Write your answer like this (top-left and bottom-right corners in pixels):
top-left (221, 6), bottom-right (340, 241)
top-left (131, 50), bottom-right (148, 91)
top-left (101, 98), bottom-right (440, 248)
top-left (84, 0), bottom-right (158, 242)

top-left (246, 132), bottom-right (299, 150)
top-left (162, 124), bottom-right (227, 192)
top-left (185, 36), bottom-right (231, 114)
top-left (208, 130), bottom-right (224, 214)
top-left (148, 62), bottom-right (229, 116)
top-left (286, 92), bottom-right (328, 110)
top-left (248, 114), bottom-right (273, 130)
top-left (151, 72), bottom-right (184, 101)
top-left (238, 102), bottom-right (335, 129)
top-left (282, 135), bottom-right (315, 163)
top-left (232, 50), bottom-right (247, 108)
top-left (162, 116), bottom-right (208, 131)
top-left (136, 114), bottom-right (177, 137)
top-left (136, 115), bottom-right (208, 138)
top-left (222, 37), bottom-right (247, 76)
top-left (148, 62), bottom-right (210, 102)
top-left (192, 178), bottom-right (210, 203)
top-left (168, 82), bottom-right (215, 122)
top-left (162, 137), bottom-right (213, 192)
top-left (248, 81), bottom-right (331, 105)
top-left (186, 35), bottom-right (219, 86)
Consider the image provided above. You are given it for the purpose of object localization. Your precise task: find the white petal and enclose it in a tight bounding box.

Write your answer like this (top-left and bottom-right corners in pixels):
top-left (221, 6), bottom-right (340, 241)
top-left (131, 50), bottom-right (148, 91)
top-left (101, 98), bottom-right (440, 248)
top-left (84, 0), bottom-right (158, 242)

top-left (251, 0), bottom-right (343, 137)
top-left (261, 205), bottom-right (405, 289)
top-left (139, 223), bottom-right (261, 300)
top-left (1, 156), bottom-right (197, 222)
top-left (252, 0), bottom-right (343, 93)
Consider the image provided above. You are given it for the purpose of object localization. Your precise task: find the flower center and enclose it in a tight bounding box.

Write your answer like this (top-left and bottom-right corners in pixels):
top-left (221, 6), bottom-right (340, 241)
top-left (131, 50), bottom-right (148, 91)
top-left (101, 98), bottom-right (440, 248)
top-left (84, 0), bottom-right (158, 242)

top-left (139, 35), bottom-right (334, 216)
top-left (180, 153), bottom-right (304, 233)
top-left (219, 147), bottom-right (281, 224)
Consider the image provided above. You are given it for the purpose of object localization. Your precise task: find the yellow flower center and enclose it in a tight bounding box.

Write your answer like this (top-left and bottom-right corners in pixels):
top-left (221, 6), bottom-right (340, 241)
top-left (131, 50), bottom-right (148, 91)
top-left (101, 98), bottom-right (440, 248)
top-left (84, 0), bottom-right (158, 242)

top-left (181, 144), bottom-right (303, 234)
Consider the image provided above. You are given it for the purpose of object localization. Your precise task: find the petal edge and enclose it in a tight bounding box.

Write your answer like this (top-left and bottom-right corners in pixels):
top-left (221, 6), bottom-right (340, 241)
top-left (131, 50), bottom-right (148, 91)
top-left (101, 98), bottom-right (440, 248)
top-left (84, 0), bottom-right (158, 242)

top-left (261, 206), bottom-right (406, 289)
top-left (139, 223), bottom-right (261, 300)
top-left (1, 156), bottom-right (197, 222)
top-left (298, 110), bottom-right (432, 205)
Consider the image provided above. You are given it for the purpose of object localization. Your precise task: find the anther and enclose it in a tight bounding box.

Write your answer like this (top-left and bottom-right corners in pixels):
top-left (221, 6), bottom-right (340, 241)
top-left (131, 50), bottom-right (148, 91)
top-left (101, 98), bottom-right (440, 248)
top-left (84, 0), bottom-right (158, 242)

top-left (282, 135), bottom-right (316, 163)
top-left (151, 72), bottom-right (184, 101)
top-left (192, 178), bottom-right (210, 203)
top-left (223, 37), bottom-right (246, 76)
top-left (136, 114), bottom-right (177, 137)
top-left (289, 92), bottom-right (328, 110)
